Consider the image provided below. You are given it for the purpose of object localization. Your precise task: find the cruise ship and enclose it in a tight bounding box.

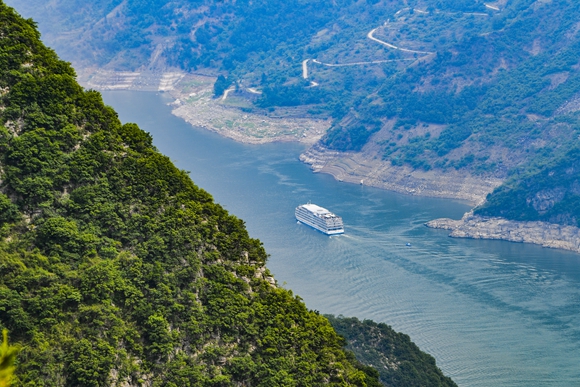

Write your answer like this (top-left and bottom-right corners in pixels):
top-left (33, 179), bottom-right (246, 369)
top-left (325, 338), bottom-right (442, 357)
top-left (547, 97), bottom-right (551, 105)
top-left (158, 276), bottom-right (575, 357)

top-left (295, 203), bottom-right (344, 235)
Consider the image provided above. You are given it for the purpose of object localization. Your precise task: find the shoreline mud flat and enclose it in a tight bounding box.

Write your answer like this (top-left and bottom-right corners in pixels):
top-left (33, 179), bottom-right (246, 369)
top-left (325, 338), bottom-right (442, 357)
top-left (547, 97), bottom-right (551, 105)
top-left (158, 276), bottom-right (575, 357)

top-left (168, 76), bottom-right (330, 145)
top-left (426, 212), bottom-right (580, 253)
top-left (77, 68), bottom-right (186, 92)
top-left (78, 69), bottom-right (330, 145)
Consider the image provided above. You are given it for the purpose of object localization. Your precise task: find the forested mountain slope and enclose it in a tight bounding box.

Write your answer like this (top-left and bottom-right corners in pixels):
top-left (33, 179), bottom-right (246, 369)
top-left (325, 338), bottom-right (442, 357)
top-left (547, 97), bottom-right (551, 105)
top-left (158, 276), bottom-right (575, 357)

top-left (326, 316), bottom-right (457, 387)
top-left (0, 3), bottom-right (386, 385)
top-left (0, 2), bottom-right (459, 386)
top-left (9, 0), bottom-right (580, 226)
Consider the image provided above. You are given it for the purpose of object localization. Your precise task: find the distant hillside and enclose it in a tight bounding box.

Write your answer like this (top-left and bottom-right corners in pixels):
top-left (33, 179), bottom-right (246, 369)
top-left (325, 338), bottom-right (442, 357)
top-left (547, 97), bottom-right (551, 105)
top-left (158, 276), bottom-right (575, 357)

top-left (10, 0), bottom-right (580, 225)
top-left (3, 0), bottom-right (399, 75)
top-left (475, 147), bottom-right (580, 226)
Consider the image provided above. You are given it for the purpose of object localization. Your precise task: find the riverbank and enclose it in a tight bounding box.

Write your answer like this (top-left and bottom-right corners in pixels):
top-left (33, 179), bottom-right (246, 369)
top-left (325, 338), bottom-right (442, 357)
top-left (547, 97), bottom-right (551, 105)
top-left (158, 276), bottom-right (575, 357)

top-left (303, 145), bottom-right (580, 254)
top-left (77, 69), bottom-right (330, 145)
top-left (77, 68), bottom-right (186, 92)
top-left (300, 144), bottom-right (503, 205)
top-left (426, 212), bottom-right (580, 253)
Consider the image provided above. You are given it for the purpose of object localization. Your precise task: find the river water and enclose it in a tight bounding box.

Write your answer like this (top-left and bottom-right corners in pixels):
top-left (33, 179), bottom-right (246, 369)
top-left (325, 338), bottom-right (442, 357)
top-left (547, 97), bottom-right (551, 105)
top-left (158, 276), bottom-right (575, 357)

top-left (101, 91), bottom-right (580, 387)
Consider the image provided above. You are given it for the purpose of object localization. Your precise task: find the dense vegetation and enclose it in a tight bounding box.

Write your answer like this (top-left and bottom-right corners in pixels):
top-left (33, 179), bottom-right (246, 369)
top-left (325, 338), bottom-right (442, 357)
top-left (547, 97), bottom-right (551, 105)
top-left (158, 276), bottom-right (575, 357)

top-left (475, 147), bottom-right (580, 226)
top-left (0, 3), bottom-right (388, 385)
top-left (326, 316), bottom-right (456, 387)
top-left (4, 0), bottom-right (397, 77)
top-left (0, 330), bottom-right (20, 387)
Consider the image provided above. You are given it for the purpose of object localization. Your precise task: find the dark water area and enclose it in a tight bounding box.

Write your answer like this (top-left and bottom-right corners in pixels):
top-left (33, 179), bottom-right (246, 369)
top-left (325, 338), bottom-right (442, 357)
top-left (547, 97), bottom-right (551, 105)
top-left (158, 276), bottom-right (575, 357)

top-left (101, 91), bottom-right (580, 387)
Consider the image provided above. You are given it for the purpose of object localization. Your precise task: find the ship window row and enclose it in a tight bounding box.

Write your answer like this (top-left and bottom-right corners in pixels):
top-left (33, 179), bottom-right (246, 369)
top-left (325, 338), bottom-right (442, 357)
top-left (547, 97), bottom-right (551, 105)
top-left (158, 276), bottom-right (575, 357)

top-left (300, 216), bottom-right (343, 227)
top-left (297, 211), bottom-right (342, 223)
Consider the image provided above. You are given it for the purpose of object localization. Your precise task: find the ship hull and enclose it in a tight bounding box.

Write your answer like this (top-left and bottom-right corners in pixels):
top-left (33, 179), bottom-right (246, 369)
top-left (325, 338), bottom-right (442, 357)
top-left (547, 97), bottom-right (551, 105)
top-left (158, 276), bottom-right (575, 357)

top-left (296, 219), bottom-right (345, 235)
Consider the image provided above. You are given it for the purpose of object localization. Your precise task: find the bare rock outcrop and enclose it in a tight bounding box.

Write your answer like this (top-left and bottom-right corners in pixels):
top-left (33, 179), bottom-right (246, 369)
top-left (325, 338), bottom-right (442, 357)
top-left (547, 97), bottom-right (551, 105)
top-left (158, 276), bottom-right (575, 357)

top-left (426, 212), bottom-right (580, 253)
top-left (528, 187), bottom-right (566, 213)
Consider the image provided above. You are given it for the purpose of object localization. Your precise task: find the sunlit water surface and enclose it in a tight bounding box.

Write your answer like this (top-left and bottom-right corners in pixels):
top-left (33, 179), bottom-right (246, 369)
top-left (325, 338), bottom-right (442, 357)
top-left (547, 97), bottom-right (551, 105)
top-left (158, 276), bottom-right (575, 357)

top-left (101, 91), bottom-right (580, 387)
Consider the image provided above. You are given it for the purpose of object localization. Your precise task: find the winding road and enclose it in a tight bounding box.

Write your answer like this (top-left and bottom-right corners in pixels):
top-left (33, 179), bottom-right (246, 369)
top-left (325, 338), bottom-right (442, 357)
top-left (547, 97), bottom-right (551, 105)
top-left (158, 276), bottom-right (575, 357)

top-left (222, 87), bottom-right (235, 101)
top-left (299, 5), bottom-right (494, 86)
top-left (311, 58), bottom-right (415, 67)
top-left (246, 87), bottom-right (262, 95)
top-left (367, 28), bottom-right (434, 55)
top-left (222, 5), bottom-right (498, 97)
top-left (302, 59), bottom-right (310, 79)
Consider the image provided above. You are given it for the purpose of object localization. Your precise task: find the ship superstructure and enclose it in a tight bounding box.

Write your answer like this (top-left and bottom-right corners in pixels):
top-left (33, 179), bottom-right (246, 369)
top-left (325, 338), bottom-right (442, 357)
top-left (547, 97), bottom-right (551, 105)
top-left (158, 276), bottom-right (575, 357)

top-left (295, 203), bottom-right (344, 235)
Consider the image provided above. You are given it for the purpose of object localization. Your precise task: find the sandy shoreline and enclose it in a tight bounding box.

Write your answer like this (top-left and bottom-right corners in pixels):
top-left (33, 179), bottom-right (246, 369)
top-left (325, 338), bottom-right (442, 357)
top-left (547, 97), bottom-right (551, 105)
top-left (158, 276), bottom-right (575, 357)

top-left (300, 143), bottom-right (503, 206)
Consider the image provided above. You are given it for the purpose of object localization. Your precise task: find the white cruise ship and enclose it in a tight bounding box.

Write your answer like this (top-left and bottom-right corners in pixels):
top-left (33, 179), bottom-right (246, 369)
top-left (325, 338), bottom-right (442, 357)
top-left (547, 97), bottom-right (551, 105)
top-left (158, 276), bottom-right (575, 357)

top-left (295, 203), bottom-right (344, 235)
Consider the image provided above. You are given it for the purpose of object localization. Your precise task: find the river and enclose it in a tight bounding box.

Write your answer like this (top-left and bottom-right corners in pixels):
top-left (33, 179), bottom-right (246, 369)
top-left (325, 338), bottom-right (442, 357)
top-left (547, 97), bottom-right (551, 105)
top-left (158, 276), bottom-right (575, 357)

top-left (101, 90), bottom-right (580, 387)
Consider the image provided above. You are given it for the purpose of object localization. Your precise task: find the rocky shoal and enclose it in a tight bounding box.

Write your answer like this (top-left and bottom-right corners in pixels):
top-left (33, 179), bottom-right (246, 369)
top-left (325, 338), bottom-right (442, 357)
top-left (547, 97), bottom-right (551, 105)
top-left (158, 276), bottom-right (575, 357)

top-left (426, 212), bottom-right (580, 253)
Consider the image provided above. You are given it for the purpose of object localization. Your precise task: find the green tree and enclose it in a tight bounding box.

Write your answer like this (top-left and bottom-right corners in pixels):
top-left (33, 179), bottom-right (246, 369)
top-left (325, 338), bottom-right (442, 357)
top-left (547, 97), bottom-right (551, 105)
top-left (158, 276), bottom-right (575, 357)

top-left (0, 330), bottom-right (20, 387)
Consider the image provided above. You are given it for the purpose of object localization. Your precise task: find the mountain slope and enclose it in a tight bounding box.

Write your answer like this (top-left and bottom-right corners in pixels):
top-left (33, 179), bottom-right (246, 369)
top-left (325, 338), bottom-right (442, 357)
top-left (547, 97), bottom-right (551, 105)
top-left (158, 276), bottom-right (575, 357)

top-left (0, 2), bottom-right (461, 386)
top-left (0, 3), bottom-right (382, 385)
top-left (475, 147), bottom-right (580, 226)
top-left (326, 315), bottom-right (457, 387)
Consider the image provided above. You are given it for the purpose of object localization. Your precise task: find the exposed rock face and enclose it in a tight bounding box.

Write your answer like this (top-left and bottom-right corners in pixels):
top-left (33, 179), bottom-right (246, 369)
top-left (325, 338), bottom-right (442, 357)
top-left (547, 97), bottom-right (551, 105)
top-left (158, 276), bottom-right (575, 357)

top-left (300, 144), bottom-right (504, 204)
top-left (528, 187), bottom-right (566, 213)
top-left (426, 212), bottom-right (580, 253)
